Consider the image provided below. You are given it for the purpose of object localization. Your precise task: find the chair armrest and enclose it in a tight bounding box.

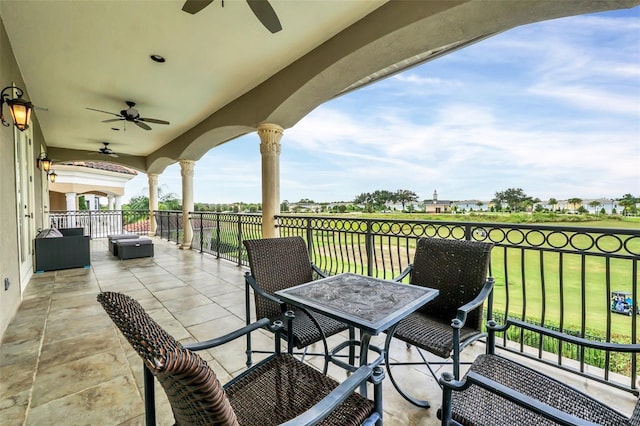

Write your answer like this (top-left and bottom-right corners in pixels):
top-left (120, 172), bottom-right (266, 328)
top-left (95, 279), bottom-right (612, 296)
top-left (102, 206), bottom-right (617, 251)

top-left (489, 318), bottom-right (640, 353)
top-left (393, 264), bottom-right (413, 282)
top-left (439, 371), bottom-right (601, 426)
top-left (245, 273), bottom-right (285, 305)
top-left (184, 318), bottom-right (272, 351)
top-left (311, 264), bottom-right (328, 278)
top-left (279, 364), bottom-right (382, 426)
top-left (453, 277), bottom-right (494, 327)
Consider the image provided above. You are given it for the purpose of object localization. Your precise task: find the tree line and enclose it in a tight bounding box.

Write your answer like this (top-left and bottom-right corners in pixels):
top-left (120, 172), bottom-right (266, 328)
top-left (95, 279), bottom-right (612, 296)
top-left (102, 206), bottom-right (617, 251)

top-left (121, 186), bottom-right (638, 216)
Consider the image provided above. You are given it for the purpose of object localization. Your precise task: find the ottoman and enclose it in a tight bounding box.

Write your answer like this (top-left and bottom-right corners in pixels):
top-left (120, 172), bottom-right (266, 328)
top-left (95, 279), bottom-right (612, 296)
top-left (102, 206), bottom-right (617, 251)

top-left (108, 234), bottom-right (140, 256)
top-left (117, 237), bottom-right (154, 260)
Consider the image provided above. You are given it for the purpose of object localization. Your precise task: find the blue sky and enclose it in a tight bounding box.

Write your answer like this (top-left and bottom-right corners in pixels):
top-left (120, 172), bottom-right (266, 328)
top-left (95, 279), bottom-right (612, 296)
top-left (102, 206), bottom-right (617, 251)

top-left (124, 7), bottom-right (640, 204)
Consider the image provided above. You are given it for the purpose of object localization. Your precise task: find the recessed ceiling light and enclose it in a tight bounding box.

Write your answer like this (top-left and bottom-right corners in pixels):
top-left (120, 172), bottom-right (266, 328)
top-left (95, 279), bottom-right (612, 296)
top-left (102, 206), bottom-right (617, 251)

top-left (150, 54), bottom-right (166, 63)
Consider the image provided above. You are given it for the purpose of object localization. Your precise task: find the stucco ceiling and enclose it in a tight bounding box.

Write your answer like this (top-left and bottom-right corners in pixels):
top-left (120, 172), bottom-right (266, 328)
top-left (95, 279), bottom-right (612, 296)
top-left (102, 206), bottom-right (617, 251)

top-left (2, 0), bottom-right (638, 173)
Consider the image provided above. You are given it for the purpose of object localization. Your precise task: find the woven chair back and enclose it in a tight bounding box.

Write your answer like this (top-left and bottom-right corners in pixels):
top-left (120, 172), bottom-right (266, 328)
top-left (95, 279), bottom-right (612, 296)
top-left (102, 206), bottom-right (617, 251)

top-left (97, 292), bottom-right (239, 426)
top-left (410, 238), bottom-right (493, 329)
top-left (244, 237), bottom-right (314, 320)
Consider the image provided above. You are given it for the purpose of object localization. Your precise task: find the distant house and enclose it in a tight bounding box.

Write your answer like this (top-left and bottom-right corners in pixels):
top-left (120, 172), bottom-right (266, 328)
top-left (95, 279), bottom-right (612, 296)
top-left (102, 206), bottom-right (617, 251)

top-left (451, 199), bottom-right (486, 212)
top-left (424, 190), bottom-right (451, 214)
top-left (48, 161), bottom-right (137, 211)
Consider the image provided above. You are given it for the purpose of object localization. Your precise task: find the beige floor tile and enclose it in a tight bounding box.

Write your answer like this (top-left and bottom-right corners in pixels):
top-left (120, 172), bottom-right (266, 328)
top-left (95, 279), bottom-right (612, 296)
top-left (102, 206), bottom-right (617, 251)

top-left (1, 238), bottom-right (634, 426)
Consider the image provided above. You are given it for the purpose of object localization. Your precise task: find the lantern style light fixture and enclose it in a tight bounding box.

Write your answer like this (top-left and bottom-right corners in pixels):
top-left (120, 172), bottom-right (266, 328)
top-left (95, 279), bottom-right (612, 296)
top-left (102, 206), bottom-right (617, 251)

top-left (48, 170), bottom-right (57, 183)
top-left (37, 152), bottom-right (52, 172)
top-left (1, 85), bottom-right (33, 131)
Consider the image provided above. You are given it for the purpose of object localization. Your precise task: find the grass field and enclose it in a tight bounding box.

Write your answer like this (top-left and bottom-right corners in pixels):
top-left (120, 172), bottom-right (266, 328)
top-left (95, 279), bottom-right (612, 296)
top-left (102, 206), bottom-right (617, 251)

top-left (218, 213), bottom-right (639, 341)
top-left (282, 213), bottom-right (640, 341)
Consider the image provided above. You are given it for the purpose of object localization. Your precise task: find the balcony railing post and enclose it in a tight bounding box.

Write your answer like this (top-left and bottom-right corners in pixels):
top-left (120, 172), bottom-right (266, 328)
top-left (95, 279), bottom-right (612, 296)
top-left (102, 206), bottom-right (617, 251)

top-left (366, 219), bottom-right (373, 276)
top-left (464, 223), bottom-right (472, 241)
top-left (199, 212), bottom-right (204, 252)
top-left (88, 209), bottom-right (93, 239)
top-left (306, 217), bottom-right (313, 258)
top-left (216, 214), bottom-right (221, 259)
top-left (237, 214), bottom-right (243, 266)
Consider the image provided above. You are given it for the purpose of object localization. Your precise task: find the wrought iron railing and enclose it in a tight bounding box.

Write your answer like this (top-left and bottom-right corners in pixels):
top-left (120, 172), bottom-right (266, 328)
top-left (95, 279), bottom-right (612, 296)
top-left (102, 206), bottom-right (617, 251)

top-left (49, 210), bottom-right (150, 238)
top-left (189, 212), bottom-right (262, 264)
top-left (48, 209), bottom-right (639, 392)
top-left (154, 210), bottom-right (184, 244)
top-left (273, 215), bottom-right (639, 393)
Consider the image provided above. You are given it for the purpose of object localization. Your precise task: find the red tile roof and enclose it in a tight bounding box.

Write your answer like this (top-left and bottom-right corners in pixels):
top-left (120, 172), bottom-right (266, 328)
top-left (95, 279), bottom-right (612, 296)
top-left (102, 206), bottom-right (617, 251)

top-left (59, 161), bottom-right (138, 176)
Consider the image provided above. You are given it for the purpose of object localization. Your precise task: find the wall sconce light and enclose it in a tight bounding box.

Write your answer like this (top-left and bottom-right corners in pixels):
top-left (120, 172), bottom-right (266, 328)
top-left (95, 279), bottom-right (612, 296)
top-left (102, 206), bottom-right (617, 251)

top-left (48, 170), bottom-right (57, 183)
top-left (1, 85), bottom-right (33, 131)
top-left (37, 152), bottom-right (52, 172)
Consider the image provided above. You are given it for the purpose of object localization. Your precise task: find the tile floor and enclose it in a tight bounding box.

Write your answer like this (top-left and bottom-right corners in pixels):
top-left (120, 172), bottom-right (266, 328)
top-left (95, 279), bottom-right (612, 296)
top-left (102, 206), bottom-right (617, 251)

top-left (1, 238), bottom-right (636, 425)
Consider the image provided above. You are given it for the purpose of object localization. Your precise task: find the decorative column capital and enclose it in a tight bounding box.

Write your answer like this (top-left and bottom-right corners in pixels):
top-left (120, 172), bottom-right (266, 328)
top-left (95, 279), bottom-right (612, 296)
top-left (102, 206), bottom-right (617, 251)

top-left (148, 173), bottom-right (159, 185)
top-left (258, 123), bottom-right (283, 155)
top-left (179, 160), bottom-right (195, 177)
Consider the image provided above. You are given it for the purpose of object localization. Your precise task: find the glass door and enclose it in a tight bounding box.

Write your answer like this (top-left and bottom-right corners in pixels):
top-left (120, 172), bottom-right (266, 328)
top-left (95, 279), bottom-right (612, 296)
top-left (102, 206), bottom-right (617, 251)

top-left (15, 119), bottom-right (35, 291)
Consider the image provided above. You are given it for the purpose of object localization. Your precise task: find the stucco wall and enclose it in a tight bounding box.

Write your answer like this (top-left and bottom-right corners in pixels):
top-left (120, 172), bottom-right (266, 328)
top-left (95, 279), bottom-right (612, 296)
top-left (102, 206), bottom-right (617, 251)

top-left (0, 16), bottom-right (46, 340)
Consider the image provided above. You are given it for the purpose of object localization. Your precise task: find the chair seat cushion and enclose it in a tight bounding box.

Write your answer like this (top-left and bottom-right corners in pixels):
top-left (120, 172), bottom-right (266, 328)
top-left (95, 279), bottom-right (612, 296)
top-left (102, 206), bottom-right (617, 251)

top-left (392, 311), bottom-right (482, 358)
top-left (449, 354), bottom-right (629, 426)
top-left (226, 354), bottom-right (374, 426)
top-left (285, 308), bottom-right (350, 349)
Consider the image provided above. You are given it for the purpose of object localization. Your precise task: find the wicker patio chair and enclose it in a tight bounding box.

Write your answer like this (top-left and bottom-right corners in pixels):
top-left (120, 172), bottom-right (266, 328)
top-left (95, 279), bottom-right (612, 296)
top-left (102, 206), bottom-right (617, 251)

top-left (439, 318), bottom-right (640, 426)
top-left (385, 237), bottom-right (494, 407)
top-left (243, 236), bottom-right (354, 372)
top-left (97, 291), bottom-right (384, 426)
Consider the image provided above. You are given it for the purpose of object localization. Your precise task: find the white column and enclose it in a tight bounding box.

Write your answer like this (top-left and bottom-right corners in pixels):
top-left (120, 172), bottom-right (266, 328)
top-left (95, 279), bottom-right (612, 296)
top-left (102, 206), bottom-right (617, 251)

top-left (148, 174), bottom-right (159, 236)
top-left (65, 192), bottom-right (76, 211)
top-left (115, 196), bottom-right (122, 210)
top-left (258, 123), bottom-right (283, 238)
top-left (85, 194), bottom-right (95, 211)
top-left (65, 192), bottom-right (76, 227)
top-left (107, 195), bottom-right (115, 210)
top-left (179, 160), bottom-right (195, 249)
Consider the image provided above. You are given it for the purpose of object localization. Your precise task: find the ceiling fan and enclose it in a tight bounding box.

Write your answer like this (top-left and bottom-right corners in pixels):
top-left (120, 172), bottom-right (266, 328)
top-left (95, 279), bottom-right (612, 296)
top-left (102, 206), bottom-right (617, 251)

top-left (91, 142), bottom-right (119, 158)
top-left (182, 0), bottom-right (282, 34)
top-left (86, 101), bottom-right (169, 131)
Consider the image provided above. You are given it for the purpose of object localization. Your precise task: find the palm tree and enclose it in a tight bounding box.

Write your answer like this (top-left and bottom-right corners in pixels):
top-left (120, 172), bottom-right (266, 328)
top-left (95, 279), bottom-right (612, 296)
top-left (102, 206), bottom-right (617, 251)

top-left (394, 189), bottom-right (418, 211)
top-left (618, 193), bottom-right (639, 216)
top-left (588, 200), bottom-right (602, 214)
top-left (567, 198), bottom-right (582, 212)
top-left (548, 198), bottom-right (558, 212)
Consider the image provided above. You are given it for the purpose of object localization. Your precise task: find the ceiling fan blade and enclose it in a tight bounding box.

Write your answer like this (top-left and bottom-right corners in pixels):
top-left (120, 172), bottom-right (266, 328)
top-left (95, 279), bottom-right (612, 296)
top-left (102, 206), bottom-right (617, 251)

top-left (246, 0), bottom-right (282, 33)
top-left (134, 121), bottom-right (152, 131)
top-left (102, 118), bottom-right (124, 123)
top-left (182, 0), bottom-right (215, 14)
top-left (86, 107), bottom-right (121, 117)
top-left (139, 117), bottom-right (170, 125)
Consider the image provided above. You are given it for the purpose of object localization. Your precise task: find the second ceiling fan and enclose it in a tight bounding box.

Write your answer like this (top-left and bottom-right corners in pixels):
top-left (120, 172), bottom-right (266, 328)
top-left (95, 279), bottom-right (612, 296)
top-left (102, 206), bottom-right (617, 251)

top-left (182, 0), bottom-right (282, 34)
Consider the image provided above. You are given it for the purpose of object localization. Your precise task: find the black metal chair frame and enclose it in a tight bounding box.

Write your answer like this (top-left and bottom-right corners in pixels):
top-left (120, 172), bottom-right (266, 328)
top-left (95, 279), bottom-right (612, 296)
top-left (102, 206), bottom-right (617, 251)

top-left (384, 237), bottom-right (494, 408)
top-left (244, 237), bottom-right (355, 373)
top-left (98, 292), bottom-right (385, 426)
top-left (439, 318), bottom-right (640, 425)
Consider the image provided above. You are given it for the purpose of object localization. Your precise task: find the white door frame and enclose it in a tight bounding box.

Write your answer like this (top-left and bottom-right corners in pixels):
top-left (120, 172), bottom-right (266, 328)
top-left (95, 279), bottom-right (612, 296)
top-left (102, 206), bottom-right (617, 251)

top-left (15, 114), bottom-right (35, 292)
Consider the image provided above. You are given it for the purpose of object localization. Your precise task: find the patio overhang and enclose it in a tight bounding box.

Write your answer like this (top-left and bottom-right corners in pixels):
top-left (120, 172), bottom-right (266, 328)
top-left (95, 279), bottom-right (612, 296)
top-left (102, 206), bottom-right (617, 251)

top-left (2, 0), bottom-right (638, 173)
